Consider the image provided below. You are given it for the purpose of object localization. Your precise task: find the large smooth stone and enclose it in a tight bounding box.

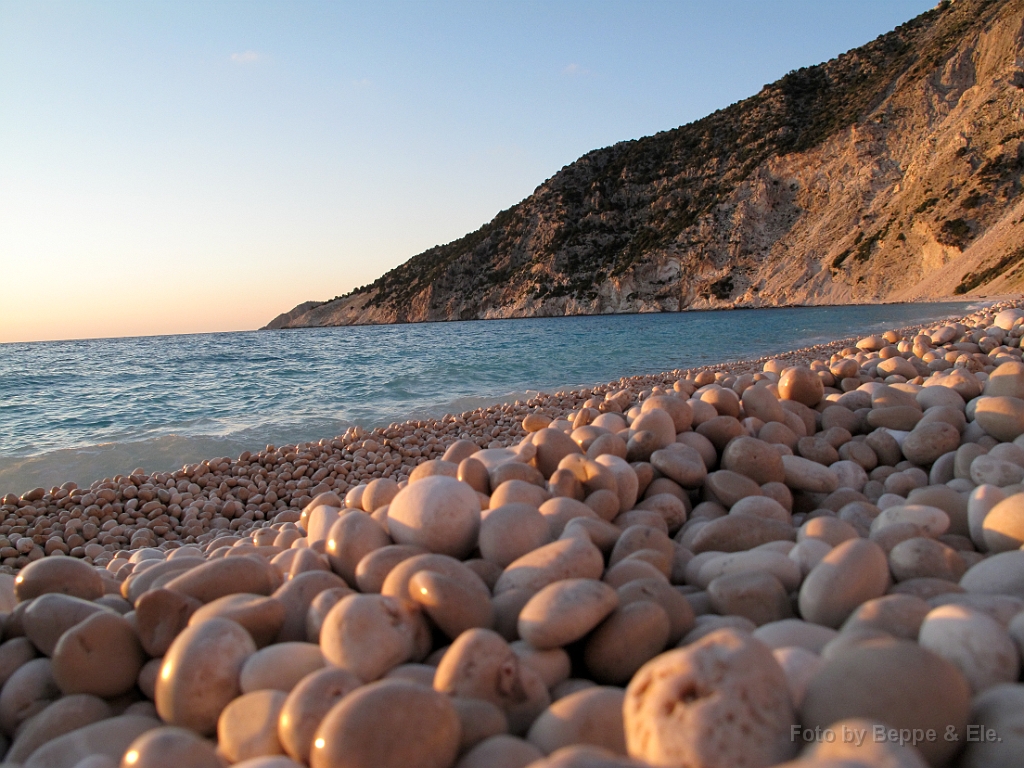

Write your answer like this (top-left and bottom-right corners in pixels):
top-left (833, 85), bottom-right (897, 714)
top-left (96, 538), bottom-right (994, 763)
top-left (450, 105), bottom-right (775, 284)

top-left (617, 579), bottom-right (695, 645)
top-left (800, 638), bottom-right (970, 767)
top-left (649, 447), bottom-right (706, 489)
top-left (959, 683), bottom-right (1024, 768)
top-left (240, 642), bottom-right (325, 693)
top-left (489, 457), bottom-right (545, 491)
top-left (729, 495), bottom-right (790, 524)
top-left (907, 485), bottom-right (969, 537)
top-left (155, 617), bottom-right (257, 735)
top-left (798, 539), bottom-right (889, 628)
top-left (304, 505), bottom-right (343, 545)
top-left (0, 636), bottom-right (37, 692)
top-left (526, 687), bottom-right (626, 756)
top-left (918, 604), bottom-right (1020, 694)
top-left (14, 558), bottom-right (103, 602)
top-left (318, 594), bottom-right (424, 682)
top-left (867, 406), bottom-right (923, 432)
top-left (689, 515), bottom-right (795, 554)
top-left (841, 594), bottom-right (931, 640)
top-left (932, 369), bottom-right (984, 401)
top-left (773, 646), bottom-right (822, 710)
top-left (518, 579), bottom-right (618, 650)
top-left (994, 309), bottom-right (1024, 331)
top-left (975, 396), bottom-right (1024, 441)
top-left (532, 429), bottom-right (584, 479)
top-left (433, 628), bottom-right (550, 734)
top-left (779, 367), bottom-right (824, 407)
top-left (877, 356), bottom-right (918, 379)
top-left (985, 360), bottom-right (1024, 398)
top-left (511, 643), bottom-right (570, 691)
top-left (217, 689), bottom-right (287, 763)
top-left (23, 714), bottom-right (160, 768)
top-left (278, 667), bottom-right (362, 765)
top-left (829, 460), bottom-right (868, 492)
top-left (742, 384), bottom-right (785, 423)
top-left (491, 479), bottom-right (551, 508)
top-left (788, 538), bottom-right (832, 578)
top-left (697, 550), bottom-right (801, 592)
top-left (118, 726), bottom-right (222, 768)
top-left (609, 526), bottom-right (674, 570)
top-left (633, 494), bottom-right (688, 534)
top-left (541, 497), bottom-right (603, 536)
top-left (594, 455), bottom-right (639, 514)
top-left (721, 437), bottom-right (785, 484)
top-left (408, 569), bottom-right (494, 640)
top-left (0, 657), bottom-right (59, 736)
top-left (752, 619), bottom-right (837, 653)
top-left (584, 602), bottom-right (670, 686)
top-left (799, 516), bottom-right (858, 547)
top-left (52, 611), bottom-right (145, 698)
top-left (642, 395), bottom-right (693, 432)
top-left (310, 680), bottom-right (460, 768)
top-left (970, 455), bottom-right (1024, 488)
top-left (708, 572), bottom-right (792, 626)
top-left (455, 734), bottom-right (543, 768)
top-left (631, 409), bottom-right (677, 450)
top-left (273, 571), bottom-right (350, 643)
top-left (380, 553), bottom-right (485, 604)
top-left (22, 593), bottom-right (112, 656)
top-left (781, 455), bottom-right (839, 494)
top-left (982, 493), bottom-right (1024, 552)
top-left (134, 588), bottom-right (202, 657)
top-left (968, 485), bottom-right (1006, 549)
top-left (888, 537), bottom-right (966, 583)
top-left (354, 545), bottom-right (427, 594)
top-left (623, 628), bottom-right (796, 767)
top-left (164, 556), bottom-right (278, 603)
top-left (6, 694), bottom-right (111, 764)
top-left (361, 478), bottom-right (400, 512)
top-left (961, 551), bottom-right (1024, 600)
top-left (494, 537), bottom-right (604, 596)
top-left (189, 594), bottom-right (286, 648)
top-left (122, 559), bottom-right (199, 604)
top-left (386, 476), bottom-right (481, 559)
top-left (324, 512), bottom-right (390, 585)
top-left (902, 422), bottom-right (961, 466)
top-left (803, 716), bottom-right (931, 768)
top-left (932, 592), bottom-right (1024, 628)
top-left (480, 504), bottom-right (552, 567)
top-left (918, 384), bottom-right (966, 411)
top-left (704, 471), bottom-right (762, 507)
top-left (871, 505), bottom-right (950, 537)
top-left (866, 429), bottom-right (902, 466)
top-left (451, 696), bottom-right (507, 754)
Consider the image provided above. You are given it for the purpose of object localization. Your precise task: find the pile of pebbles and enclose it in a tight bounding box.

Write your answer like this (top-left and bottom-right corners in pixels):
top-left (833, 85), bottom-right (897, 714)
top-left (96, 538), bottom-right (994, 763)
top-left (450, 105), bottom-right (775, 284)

top-left (1, 322), bottom-right (920, 573)
top-left (3, 299), bottom-right (1024, 767)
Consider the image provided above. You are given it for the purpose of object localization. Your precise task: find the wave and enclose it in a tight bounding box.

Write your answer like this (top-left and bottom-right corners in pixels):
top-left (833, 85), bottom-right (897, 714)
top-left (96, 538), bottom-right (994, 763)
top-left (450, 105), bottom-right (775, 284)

top-left (2, 300), bottom-right (988, 495)
top-left (0, 428), bottom-right (341, 496)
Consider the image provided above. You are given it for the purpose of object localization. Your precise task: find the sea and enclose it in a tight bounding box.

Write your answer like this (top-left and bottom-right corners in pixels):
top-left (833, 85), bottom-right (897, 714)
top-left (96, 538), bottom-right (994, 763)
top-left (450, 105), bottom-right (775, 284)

top-left (0, 301), bottom-right (985, 495)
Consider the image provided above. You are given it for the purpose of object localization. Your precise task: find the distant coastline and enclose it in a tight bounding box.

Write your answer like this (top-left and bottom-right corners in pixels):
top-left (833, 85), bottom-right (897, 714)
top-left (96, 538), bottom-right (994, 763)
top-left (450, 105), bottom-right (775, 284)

top-left (262, 294), bottom-right (1020, 332)
top-left (3, 297), bottom-right (1011, 500)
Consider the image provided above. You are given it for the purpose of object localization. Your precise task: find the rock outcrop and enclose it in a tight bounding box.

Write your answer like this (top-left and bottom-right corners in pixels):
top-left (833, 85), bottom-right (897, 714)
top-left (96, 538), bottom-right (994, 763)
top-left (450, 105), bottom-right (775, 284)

top-left (266, 0), bottom-right (1024, 330)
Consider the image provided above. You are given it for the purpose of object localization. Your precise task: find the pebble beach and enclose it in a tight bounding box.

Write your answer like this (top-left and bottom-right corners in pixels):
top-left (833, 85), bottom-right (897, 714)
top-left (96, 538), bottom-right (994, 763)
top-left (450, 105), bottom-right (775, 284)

top-left (4, 299), bottom-right (1024, 767)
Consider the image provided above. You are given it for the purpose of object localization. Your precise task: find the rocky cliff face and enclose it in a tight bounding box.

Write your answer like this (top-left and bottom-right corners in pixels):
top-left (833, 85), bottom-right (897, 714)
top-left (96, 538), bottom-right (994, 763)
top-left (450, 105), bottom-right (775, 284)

top-left (265, 0), bottom-right (1024, 330)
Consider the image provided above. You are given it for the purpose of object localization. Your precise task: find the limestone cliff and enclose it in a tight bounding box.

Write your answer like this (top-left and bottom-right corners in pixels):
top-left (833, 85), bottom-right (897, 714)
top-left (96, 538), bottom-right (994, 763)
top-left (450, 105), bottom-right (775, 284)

top-left (265, 0), bottom-right (1024, 330)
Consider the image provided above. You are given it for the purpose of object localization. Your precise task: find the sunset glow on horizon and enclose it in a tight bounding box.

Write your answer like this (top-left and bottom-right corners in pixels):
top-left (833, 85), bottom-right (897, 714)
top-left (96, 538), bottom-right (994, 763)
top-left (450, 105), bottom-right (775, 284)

top-left (0, 1), bottom-right (938, 344)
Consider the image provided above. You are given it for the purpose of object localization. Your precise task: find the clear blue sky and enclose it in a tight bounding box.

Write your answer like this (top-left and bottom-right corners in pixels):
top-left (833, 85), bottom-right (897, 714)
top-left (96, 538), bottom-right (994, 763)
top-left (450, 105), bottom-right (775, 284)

top-left (0, 0), bottom-right (938, 343)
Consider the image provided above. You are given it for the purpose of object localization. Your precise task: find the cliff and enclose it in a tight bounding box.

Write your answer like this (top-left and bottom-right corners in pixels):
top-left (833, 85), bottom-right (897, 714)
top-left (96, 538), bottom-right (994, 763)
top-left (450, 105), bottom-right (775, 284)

top-left (266, 0), bottom-right (1024, 330)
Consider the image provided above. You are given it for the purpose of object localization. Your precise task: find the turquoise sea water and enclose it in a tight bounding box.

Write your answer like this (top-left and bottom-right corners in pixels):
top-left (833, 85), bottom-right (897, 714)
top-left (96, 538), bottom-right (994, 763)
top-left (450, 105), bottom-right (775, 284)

top-left (0, 302), bottom-right (983, 494)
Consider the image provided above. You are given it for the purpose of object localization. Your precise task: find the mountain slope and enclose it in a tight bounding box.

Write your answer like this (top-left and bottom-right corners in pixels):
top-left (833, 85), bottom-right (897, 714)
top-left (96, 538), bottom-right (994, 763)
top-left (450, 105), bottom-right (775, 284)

top-left (266, 0), bottom-right (1024, 330)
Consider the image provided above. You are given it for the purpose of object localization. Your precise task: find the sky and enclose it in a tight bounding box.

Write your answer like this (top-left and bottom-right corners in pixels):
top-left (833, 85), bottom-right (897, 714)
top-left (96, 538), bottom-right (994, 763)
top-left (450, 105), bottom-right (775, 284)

top-left (0, 0), bottom-right (939, 344)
